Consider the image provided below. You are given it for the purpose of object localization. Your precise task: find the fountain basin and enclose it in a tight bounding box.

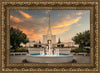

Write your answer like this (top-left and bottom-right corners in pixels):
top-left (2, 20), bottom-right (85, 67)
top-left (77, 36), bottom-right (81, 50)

top-left (26, 53), bottom-right (73, 63)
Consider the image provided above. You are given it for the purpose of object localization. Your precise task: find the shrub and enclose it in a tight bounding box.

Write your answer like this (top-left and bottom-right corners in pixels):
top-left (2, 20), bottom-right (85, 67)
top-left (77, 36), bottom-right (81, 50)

top-left (10, 48), bottom-right (28, 52)
top-left (22, 59), bottom-right (29, 63)
top-left (71, 48), bottom-right (88, 53)
top-left (17, 47), bottom-right (22, 50)
top-left (61, 44), bottom-right (64, 47)
top-left (82, 49), bottom-right (87, 52)
top-left (57, 44), bottom-right (60, 47)
top-left (72, 59), bottom-right (77, 63)
top-left (34, 44), bottom-right (37, 47)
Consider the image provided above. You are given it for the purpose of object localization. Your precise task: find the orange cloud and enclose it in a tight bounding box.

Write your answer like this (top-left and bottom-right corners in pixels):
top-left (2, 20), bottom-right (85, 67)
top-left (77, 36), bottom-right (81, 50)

top-left (52, 27), bottom-right (70, 35)
top-left (10, 24), bottom-right (17, 29)
top-left (38, 27), bottom-right (48, 34)
top-left (10, 15), bottom-right (82, 42)
top-left (37, 25), bottom-right (70, 36)
top-left (19, 10), bottom-right (31, 19)
top-left (20, 28), bottom-right (46, 41)
top-left (19, 28), bottom-right (38, 41)
top-left (10, 15), bottom-right (23, 23)
top-left (76, 12), bottom-right (83, 15)
top-left (53, 16), bottom-right (82, 28)
top-left (10, 23), bottom-right (69, 42)
top-left (12, 26), bottom-right (42, 41)
top-left (10, 23), bottom-right (47, 42)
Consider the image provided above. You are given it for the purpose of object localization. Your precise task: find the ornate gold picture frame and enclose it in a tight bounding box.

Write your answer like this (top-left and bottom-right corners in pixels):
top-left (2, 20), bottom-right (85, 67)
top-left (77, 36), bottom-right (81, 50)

top-left (0, 0), bottom-right (99, 73)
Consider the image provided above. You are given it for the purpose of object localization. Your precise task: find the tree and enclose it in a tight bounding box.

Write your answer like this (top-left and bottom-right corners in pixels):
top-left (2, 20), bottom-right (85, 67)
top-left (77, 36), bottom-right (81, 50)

top-left (10, 27), bottom-right (29, 49)
top-left (58, 38), bottom-right (61, 44)
top-left (34, 44), bottom-right (37, 47)
top-left (57, 38), bottom-right (61, 47)
top-left (57, 44), bottom-right (60, 47)
top-left (72, 30), bottom-right (90, 49)
top-left (39, 40), bottom-right (41, 47)
top-left (39, 40), bottom-right (41, 44)
top-left (61, 44), bottom-right (64, 47)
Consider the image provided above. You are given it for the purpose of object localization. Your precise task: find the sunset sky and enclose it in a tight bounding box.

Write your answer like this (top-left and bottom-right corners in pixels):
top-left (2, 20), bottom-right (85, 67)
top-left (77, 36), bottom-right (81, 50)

top-left (10, 10), bottom-right (90, 43)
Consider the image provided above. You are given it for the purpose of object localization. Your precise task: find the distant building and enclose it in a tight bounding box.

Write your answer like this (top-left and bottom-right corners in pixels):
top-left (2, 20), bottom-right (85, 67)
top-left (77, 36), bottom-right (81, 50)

top-left (20, 41), bottom-right (36, 47)
top-left (62, 41), bottom-right (79, 48)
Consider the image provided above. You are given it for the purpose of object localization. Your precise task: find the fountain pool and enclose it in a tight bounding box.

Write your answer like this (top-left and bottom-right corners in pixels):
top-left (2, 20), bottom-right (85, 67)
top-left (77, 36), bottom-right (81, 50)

top-left (26, 53), bottom-right (73, 63)
top-left (26, 40), bottom-right (73, 63)
top-left (30, 53), bottom-right (69, 56)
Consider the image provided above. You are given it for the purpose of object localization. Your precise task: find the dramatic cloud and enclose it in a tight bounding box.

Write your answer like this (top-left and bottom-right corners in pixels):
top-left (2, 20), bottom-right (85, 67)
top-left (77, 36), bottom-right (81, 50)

top-left (52, 27), bottom-right (70, 35)
top-left (53, 16), bottom-right (82, 28)
top-left (19, 10), bottom-right (31, 19)
top-left (10, 15), bottom-right (23, 23)
top-left (76, 12), bottom-right (83, 15)
top-left (10, 15), bottom-right (82, 42)
top-left (10, 18), bottom-right (48, 42)
top-left (11, 24), bottom-right (45, 41)
top-left (10, 10), bottom-right (90, 42)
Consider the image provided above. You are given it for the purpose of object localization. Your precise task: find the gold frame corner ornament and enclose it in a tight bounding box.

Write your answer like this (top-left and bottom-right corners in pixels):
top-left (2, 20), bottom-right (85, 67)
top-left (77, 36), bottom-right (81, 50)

top-left (1, 1), bottom-right (99, 72)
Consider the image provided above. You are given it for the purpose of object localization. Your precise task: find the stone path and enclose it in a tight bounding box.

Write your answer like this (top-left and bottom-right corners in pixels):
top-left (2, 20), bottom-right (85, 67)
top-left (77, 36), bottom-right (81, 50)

top-left (73, 55), bottom-right (91, 63)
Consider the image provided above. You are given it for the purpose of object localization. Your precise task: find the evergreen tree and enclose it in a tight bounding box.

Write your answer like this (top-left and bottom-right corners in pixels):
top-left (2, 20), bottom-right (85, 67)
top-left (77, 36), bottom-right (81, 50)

top-left (61, 44), bottom-right (64, 47)
top-left (58, 38), bottom-right (61, 44)
top-left (39, 40), bottom-right (41, 44)
top-left (57, 38), bottom-right (61, 47)
top-left (34, 44), bottom-right (37, 47)
top-left (39, 40), bottom-right (41, 47)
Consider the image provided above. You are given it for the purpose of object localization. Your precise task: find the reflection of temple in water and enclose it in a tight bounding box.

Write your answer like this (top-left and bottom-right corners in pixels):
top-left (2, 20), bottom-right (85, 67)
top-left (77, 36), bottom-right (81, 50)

top-left (43, 15), bottom-right (56, 44)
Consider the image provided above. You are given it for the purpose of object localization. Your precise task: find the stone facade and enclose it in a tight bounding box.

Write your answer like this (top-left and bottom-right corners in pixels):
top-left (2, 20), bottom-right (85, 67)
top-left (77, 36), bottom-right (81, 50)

top-left (43, 35), bottom-right (56, 44)
top-left (28, 48), bottom-right (71, 54)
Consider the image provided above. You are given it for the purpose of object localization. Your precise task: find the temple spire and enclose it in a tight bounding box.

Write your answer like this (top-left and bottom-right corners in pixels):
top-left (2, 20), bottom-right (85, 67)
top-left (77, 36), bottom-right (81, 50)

top-left (47, 14), bottom-right (52, 40)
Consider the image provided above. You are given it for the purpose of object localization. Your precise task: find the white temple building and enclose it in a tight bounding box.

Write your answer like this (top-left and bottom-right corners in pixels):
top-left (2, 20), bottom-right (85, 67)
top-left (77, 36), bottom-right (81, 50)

top-left (27, 15), bottom-right (72, 54)
top-left (43, 15), bottom-right (56, 44)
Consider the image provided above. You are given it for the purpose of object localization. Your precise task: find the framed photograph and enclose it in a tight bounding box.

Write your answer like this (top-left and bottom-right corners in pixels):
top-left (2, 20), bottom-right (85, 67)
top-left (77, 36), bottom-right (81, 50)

top-left (0, 0), bottom-right (99, 73)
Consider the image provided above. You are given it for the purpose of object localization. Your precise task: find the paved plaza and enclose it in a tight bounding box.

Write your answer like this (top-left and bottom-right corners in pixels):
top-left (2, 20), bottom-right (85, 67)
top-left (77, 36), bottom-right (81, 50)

top-left (9, 55), bottom-right (91, 63)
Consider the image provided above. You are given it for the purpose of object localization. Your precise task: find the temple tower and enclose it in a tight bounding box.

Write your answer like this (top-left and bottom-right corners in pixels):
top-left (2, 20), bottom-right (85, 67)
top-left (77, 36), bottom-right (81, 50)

top-left (43, 15), bottom-right (56, 44)
top-left (47, 14), bottom-right (52, 41)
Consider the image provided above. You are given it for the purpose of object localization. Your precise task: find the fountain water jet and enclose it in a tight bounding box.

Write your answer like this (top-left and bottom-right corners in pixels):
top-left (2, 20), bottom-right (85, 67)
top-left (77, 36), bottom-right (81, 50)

top-left (40, 40), bottom-right (60, 56)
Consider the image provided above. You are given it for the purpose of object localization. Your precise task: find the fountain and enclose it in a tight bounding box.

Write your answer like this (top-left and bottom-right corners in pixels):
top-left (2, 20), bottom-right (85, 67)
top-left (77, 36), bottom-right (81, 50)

top-left (26, 40), bottom-right (73, 63)
top-left (40, 40), bottom-right (60, 56)
top-left (26, 15), bottom-right (73, 63)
